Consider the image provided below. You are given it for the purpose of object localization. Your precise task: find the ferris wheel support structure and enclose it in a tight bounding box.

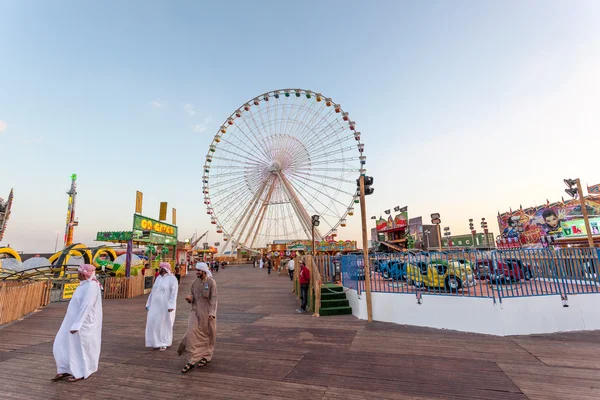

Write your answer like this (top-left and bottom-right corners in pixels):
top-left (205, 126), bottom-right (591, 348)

top-left (277, 171), bottom-right (321, 241)
top-left (219, 179), bottom-right (268, 256)
top-left (243, 178), bottom-right (275, 248)
top-left (234, 181), bottom-right (271, 252)
top-left (249, 181), bottom-right (276, 249)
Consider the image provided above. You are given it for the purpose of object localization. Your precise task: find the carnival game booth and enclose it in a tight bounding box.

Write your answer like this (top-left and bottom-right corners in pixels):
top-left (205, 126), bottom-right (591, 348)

top-left (95, 214), bottom-right (178, 299)
top-left (375, 212), bottom-right (409, 252)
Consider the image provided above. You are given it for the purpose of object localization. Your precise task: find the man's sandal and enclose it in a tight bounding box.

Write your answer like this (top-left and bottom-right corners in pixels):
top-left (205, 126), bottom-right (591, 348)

top-left (51, 373), bottom-right (72, 382)
top-left (67, 377), bottom-right (84, 383)
top-left (196, 358), bottom-right (208, 367)
top-left (181, 363), bottom-right (195, 373)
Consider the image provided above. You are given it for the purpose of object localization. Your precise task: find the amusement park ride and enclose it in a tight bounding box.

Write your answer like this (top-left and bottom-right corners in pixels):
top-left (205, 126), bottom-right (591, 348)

top-left (202, 88), bottom-right (369, 257)
top-left (0, 175), bottom-right (124, 281)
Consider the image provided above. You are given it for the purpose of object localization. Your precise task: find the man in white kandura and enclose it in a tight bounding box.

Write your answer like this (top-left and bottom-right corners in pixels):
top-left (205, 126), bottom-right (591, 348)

top-left (145, 262), bottom-right (179, 351)
top-left (52, 264), bottom-right (103, 383)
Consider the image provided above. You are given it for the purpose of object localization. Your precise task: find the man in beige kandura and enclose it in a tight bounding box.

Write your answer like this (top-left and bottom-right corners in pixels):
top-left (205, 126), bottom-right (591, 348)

top-left (178, 262), bottom-right (218, 373)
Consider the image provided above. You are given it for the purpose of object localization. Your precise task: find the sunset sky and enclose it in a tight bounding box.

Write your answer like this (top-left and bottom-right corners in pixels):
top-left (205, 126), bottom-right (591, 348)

top-left (1, 1), bottom-right (600, 252)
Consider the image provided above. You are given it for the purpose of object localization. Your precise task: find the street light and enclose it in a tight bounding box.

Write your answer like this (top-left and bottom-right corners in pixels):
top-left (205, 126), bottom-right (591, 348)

top-left (443, 227), bottom-right (452, 248)
top-left (311, 215), bottom-right (320, 255)
top-left (424, 230), bottom-right (431, 250)
top-left (481, 218), bottom-right (489, 248)
top-left (469, 219), bottom-right (475, 248)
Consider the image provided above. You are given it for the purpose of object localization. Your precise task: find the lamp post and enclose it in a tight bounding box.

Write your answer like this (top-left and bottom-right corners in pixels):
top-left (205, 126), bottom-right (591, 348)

top-left (564, 178), bottom-right (594, 248)
top-left (469, 219), bottom-right (476, 248)
top-left (430, 213), bottom-right (442, 251)
top-left (424, 229), bottom-right (431, 250)
top-left (311, 215), bottom-right (320, 255)
top-left (481, 218), bottom-right (489, 249)
top-left (443, 227), bottom-right (451, 248)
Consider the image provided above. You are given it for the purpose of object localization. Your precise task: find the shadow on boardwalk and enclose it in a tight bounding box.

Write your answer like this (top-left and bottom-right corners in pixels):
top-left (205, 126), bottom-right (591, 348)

top-left (1, 264), bottom-right (599, 399)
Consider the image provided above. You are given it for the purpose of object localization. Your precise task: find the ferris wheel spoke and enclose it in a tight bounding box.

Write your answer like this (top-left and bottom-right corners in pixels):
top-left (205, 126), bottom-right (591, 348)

top-left (286, 171), bottom-right (352, 208)
top-left (290, 170), bottom-right (355, 185)
top-left (234, 116), bottom-right (273, 161)
top-left (301, 132), bottom-right (356, 159)
top-left (285, 175), bottom-right (344, 232)
top-left (216, 139), bottom-right (268, 166)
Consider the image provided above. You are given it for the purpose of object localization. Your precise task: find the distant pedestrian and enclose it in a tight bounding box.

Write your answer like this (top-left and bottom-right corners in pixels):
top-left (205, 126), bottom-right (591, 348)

top-left (174, 265), bottom-right (181, 284)
top-left (260, 257), bottom-right (264, 269)
top-left (267, 258), bottom-right (272, 275)
top-left (253, 259), bottom-right (257, 268)
top-left (287, 258), bottom-right (295, 281)
top-left (297, 261), bottom-right (310, 313)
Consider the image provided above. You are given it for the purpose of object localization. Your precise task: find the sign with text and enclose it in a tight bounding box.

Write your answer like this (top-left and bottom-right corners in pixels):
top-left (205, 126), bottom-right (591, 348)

top-left (62, 282), bottom-right (80, 300)
top-left (561, 217), bottom-right (600, 238)
top-left (132, 214), bottom-right (178, 238)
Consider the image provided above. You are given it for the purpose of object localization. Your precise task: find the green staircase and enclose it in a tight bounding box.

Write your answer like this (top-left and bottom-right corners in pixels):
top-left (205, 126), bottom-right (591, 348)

top-left (319, 283), bottom-right (352, 316)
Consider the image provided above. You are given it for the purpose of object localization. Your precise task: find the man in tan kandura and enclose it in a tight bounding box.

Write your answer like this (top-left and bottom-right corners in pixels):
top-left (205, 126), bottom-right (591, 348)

top-left (178, 262), bottom-right (218, 373)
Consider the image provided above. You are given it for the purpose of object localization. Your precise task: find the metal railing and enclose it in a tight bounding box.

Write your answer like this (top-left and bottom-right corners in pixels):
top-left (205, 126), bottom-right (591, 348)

top-left (340, 248), bottom-right (599, 301)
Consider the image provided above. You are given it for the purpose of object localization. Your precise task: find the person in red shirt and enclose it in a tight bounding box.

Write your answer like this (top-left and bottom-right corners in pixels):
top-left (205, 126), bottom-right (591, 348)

top-left (297, 261), bottom-right (310, 313)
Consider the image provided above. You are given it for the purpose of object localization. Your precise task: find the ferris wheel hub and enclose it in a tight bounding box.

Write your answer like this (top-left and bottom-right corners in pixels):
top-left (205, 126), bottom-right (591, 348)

top-left (268, 162), bottom-right (282, 173)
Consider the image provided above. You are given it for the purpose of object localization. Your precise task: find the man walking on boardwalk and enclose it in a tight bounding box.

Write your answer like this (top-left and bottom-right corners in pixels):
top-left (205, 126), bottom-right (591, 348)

top-left (52, 264), bottom-right (103, 382)
top-left (287, 258), bottom-right (295, 281)
top-left (145, 262), bottom-right (178, 351)
top-left (178, 262), bottom-right (218, 373)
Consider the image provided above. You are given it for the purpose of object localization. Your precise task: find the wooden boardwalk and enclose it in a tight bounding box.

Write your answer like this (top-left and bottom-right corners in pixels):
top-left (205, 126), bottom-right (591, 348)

top-left (1, 265), bottom-right (599, 399)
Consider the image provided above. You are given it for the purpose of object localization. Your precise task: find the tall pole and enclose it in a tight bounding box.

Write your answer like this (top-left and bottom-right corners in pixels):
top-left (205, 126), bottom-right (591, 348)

top-left (437, 224), bottom-right (443, 251)
top-left (576, 179), bottom-right (594, 248)
top-left (54, 231), bottom-right (59, 253)
top-left (359, 176), bottom-right (373, 322)
top-left (312, 223), bottom-right (315, 255)
top-left (64, 174), bottom-right (78, 247)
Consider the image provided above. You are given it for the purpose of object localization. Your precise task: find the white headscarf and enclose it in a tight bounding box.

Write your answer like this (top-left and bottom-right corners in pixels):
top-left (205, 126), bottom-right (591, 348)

top-left (195, 262), bottom-right (213, 277)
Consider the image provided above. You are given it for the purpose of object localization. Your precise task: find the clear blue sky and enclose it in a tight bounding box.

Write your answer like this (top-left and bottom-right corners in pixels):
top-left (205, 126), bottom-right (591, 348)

top-left (2, 1), bottom-right (600, 252)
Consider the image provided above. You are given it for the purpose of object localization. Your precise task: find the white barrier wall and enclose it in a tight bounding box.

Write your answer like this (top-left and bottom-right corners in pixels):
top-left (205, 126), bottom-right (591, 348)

top-left (345, 288), bottom-right (600, 336)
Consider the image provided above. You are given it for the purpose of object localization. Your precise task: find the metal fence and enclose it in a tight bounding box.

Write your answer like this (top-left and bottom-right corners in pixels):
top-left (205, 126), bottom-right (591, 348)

top-left (339, 248), bottom-right (599, 301)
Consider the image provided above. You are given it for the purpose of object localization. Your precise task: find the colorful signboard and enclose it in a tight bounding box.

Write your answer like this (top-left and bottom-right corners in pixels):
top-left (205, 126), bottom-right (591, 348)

top-left (588, 184), bottom-right (600, 194)
top-left (96, 231), bottom-right (133, 242)
top-left (287, 240), bottom-right (357, 252)
top-left (62, 282), bottom-right (80, 300)
top-left (561, 217), bottom-right (600, 238)
top-left (498, 195), bottom-right (600, 247)
top-left (133, 214), bottom-right (177, 238)
top-left (376, 211), bottom-right (409, 232)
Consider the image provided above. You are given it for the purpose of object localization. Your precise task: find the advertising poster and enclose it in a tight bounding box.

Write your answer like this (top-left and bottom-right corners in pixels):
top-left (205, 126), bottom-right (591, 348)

top-left (497, 195), bottom-right (600, 247)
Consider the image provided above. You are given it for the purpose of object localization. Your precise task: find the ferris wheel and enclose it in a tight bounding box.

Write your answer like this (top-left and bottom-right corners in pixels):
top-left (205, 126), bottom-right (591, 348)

top-left (203, 89), bottom-right (366, 254)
